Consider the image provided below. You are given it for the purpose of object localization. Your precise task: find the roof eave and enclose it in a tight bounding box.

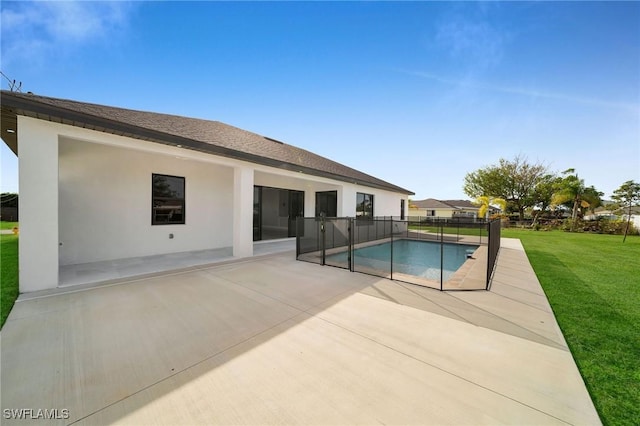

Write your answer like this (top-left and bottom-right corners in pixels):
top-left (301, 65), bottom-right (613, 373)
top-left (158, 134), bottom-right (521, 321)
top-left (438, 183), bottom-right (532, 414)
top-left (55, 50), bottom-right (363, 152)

top-left (1, 92), bottom-right (413, 195)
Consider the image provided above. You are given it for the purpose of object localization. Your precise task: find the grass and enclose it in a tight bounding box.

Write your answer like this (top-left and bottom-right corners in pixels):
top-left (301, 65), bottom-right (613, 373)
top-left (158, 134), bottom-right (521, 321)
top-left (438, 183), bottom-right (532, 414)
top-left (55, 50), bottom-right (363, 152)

top-left (501, 229), bottom-right (639, 426)
top-left (1, 234), bottom-right (19, 328)
top-left (1, 221), bottom-right (19, 230)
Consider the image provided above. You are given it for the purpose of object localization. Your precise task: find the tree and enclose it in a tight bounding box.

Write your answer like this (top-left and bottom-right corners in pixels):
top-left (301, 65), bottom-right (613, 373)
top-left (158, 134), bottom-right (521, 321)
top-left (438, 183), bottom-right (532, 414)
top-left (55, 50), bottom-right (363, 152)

top-left (611, 180), bottom-right (640, 242)
top-left (463, 155), bottom-right (549, 221)
top-left (580, 186), bottom-right (604, 216)
top-left (473, 196), bottom-right (507, 220)
top-left (530, 174), bottom-right (561, 225)
top-left (551, 169), bottom-right (602, 231)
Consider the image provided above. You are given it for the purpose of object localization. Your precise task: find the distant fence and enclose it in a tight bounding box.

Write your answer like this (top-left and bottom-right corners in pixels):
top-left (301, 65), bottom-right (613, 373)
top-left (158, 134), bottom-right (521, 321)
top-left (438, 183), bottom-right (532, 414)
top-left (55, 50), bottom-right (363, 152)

top-left (0, 206), bottom-right (18, 222)
top-left (297, 216), bottom-right (501, 291)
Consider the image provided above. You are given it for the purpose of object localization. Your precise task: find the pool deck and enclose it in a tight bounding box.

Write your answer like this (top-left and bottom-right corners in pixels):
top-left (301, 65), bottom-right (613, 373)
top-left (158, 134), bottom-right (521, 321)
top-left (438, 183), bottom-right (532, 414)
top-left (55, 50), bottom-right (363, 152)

top-left (0, 238), bottom-right (601, 424)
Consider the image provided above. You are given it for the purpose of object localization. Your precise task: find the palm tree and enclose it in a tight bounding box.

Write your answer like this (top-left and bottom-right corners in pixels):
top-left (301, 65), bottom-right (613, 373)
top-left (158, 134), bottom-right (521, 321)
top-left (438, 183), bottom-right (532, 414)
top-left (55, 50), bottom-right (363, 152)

top-left (552, 169), bottom-right (602, 231)
top-left (580, 186), bottom-right (604, 217)
top-left (474, 196), bottom-right (507, 220)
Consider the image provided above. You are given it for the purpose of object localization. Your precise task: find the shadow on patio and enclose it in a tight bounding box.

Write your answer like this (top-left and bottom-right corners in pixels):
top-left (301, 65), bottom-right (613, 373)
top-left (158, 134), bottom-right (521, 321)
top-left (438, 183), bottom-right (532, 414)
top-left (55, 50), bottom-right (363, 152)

top-left (0, 239), bottom-right (600, 425)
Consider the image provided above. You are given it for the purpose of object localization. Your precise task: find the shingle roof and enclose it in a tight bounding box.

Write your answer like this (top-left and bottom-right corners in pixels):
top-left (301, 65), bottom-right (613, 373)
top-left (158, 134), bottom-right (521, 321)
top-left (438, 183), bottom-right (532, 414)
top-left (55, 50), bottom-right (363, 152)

top-left (411, 198), bottom-right (454, 209)
top-left (0, 91), bottom-right (413, 195)
top-left (442, 200), bottom-right (478, 209)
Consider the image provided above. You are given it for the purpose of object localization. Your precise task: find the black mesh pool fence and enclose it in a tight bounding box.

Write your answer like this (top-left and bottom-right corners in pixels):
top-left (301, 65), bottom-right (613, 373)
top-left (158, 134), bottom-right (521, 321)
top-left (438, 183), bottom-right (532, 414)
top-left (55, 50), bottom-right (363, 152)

top-left (296, 217), bottom-right (501, 291)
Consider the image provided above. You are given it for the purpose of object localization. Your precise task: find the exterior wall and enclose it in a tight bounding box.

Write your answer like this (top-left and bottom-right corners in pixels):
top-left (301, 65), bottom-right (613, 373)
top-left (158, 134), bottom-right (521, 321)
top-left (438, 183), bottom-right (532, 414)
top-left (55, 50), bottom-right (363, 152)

top-left (338, 184), bottom-right (407, 218)
top-left (367, 188), bottom-right (407, 217)
top-left (16, 117), bottom-right (410, 291)
top-left (59, 137), bottom-right (234, 265)
top-left (18, 117), bottom-right (59, 292)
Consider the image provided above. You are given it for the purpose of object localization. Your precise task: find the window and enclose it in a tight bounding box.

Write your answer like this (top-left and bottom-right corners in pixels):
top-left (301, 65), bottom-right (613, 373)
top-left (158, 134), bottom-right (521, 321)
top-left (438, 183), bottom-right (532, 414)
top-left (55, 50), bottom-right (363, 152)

top-left (316, 191), bottom-right (337, 217)
top-left (152, 174), bottom-right (185, 225)
top-left (400, 199), bottom-right (405, 220)
top-left (356, 192), bottom-right (374, 219)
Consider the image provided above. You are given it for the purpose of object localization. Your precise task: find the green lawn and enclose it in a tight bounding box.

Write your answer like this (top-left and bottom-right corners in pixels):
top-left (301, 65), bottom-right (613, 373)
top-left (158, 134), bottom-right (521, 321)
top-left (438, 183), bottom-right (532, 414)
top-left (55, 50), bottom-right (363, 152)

top-left (1, 234), bottom-right (19, 328)
top-left (1, 221), bottom-right (19, 230)
top-left (502, 229), bottom-right (639, 426)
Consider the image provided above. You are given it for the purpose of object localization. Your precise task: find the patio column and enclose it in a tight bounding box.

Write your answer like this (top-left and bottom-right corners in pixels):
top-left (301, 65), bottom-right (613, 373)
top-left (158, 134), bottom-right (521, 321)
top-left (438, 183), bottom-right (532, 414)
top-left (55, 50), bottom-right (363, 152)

top-left (233, 166), bottom-right (254, 258)
top-left (18, 117), bottom-right (59, 292)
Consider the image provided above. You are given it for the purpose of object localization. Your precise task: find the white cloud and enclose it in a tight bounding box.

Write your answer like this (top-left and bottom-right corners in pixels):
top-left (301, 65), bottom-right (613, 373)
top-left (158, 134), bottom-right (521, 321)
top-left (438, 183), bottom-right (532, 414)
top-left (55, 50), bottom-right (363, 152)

top-left (433, 2), bottom-right (509, 72)
top-left (436, 19), bottom-right (505, 69)
top-left (1, 1), bottom-right (134, 67)
top-left (401, 70), bottom-right (640, 114)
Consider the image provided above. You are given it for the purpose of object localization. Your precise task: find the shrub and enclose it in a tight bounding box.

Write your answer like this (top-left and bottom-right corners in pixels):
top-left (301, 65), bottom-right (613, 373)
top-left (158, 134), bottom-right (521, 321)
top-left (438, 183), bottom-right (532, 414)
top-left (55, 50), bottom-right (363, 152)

top-left (558, 218), bottom-right (637, 235)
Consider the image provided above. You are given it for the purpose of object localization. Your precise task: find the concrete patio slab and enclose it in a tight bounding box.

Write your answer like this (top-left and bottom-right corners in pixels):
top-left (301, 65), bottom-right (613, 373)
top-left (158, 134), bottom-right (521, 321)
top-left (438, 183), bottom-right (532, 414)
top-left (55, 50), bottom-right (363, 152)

top-left (0, 238), bottom-right (601, 425)
top-left (59, 239), bottom-right (296, 288)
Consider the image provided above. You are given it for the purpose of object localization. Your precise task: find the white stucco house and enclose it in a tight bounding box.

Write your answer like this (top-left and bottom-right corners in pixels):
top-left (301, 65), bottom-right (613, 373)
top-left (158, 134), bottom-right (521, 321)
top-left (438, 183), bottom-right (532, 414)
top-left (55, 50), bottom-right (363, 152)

top-left (584, 207), bottom-right (640, 233)
top-left (1, 91), bottom-right (413, 293)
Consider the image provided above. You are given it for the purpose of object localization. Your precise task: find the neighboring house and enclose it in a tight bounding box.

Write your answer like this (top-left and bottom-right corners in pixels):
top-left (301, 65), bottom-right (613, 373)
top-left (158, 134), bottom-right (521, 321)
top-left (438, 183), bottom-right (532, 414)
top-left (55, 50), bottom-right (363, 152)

top-left (583, 209), bottom-right (617, 221)
top-left (584, 206), bottom-right (640, 220)
top-left (586, 206), bottom-right (640, 233)
top-left (628, 213), bottom-right (640, 233)
top-left (1, 91), bottom-right (413, 293)
top-left (409, 198), bottom-right (480, 219)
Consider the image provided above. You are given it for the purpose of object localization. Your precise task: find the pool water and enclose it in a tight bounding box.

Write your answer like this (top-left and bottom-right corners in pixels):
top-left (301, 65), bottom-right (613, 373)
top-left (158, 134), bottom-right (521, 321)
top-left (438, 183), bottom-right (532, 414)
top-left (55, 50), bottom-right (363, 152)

top-left (326, 239), bottom-right (477, 281)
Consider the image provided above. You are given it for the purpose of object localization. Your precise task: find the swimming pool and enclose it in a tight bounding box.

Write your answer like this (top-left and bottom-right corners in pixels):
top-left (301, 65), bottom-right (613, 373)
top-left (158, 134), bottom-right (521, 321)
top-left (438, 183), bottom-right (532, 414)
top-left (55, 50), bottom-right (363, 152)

top-left (326, 239), bottom-right (478, 282)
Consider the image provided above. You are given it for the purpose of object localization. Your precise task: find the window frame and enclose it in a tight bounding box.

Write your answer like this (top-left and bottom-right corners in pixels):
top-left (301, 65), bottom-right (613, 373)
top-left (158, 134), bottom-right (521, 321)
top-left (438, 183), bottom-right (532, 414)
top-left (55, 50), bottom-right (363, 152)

top-left (151, 173), bottom-right (186, 225)
top-left (356, 192), bottom-right (374, 222)
top-left (315, 190), bottom-right (338, 217)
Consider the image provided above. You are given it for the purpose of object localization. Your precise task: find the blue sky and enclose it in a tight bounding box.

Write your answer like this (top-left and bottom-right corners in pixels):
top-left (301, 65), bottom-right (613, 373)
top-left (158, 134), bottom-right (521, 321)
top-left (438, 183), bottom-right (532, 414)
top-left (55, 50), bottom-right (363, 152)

top-left (1, 1), bottom-right (639, 200)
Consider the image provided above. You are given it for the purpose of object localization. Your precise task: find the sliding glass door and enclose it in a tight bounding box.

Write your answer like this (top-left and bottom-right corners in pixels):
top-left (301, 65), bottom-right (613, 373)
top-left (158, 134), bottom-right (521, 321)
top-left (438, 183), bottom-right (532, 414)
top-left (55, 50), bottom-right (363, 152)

top-left (253, 186), bottom-right (304, 241)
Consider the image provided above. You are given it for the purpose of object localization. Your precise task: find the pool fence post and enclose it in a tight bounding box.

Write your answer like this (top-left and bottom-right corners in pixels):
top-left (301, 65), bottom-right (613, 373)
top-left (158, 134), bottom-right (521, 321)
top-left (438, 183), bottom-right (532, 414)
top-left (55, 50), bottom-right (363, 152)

top-left (486, 219), bottom-right (490, 289)
top-left (348, 218), bottom-right (353, 272)
top-left (321, 215), bottom-right (326, 266)
top-left (440, 224), bottom-right (444, 291)
top-left (296, 217), bottom-right (300, 259)
top-left (390, 219), bottom-right (394, 280)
